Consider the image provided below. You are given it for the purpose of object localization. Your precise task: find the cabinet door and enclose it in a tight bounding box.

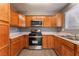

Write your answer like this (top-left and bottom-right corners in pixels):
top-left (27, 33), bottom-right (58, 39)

top-left (0, 3), bottom-right (10, 22)
top-left (0, 44), bottom-right (10, 56)
top-left (54, 36), bottom-right (61, 55)
top-left (61, 45), bottom-right (74, 56)
top-left (20, 35), bottom-right (28, 49)
top-left (42, 36), bottom-right (54, 49)
top-left (11, 38), bottom-right (21, 56)
top-left (18, 14), bottom-right (26, 27)
top-left (55, 13), bottom-right (64, 27)
top-left (75, 52), bottom-right (79, 56)
top-left (44, 16), bottom-right (52, 27)
top-left (0, 21), bottom-right (9, 47)
top-left (42, 36), bottom-right (48, 48)
top-left (18, 19), bottom-right (23, 27)
top-left (10, 10), bottom-right (19, 26)
top-left (47, 36), bottom-right (54, 48)
top-left (25, 16), bottom-right (32, 27)
top-left (24, 35), bottom-right (29, 48)
top-left (51, 16), bottom-right (56, 27)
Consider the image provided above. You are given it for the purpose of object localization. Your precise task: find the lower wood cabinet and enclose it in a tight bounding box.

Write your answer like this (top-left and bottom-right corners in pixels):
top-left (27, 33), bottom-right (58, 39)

top-left (54, 36), bottom-right (61, 55)
top-left (0, 21), bottom-right (10, 56)
top-left (10, 35), bottom-right (28, 56)
top-left (61, 45), bottom-right (74, 56)
top-left (20, 35), bottom-right (29, 49)
top-left (42, 35), bottom-right (54, 49)
top-left (10, 37), bottom-right (21, 56)
top-left (54, 35), bottom-right (75, 56)
top-left (61, 39), bottom-right (75, 56)
top-left (74, 45), bottom-right (79, 56)
top-left (0, 44), bottom-right (10, 56)
top-left (24, 35), bottom-right (29, 48)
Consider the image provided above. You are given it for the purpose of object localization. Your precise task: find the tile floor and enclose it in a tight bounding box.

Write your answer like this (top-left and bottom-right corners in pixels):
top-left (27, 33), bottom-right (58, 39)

top-left (19, 49), bottom-right (57, 56)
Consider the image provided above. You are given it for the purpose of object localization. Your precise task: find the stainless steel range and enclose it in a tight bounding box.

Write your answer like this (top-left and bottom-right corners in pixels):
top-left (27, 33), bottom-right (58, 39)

top-left (29, 30), bottom-right (42, 49)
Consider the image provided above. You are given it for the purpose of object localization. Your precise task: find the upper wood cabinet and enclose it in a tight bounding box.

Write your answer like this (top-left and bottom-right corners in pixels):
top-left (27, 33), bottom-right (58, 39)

top-left (44, 16), bottom-right (52, 27)
top-left (55, 13), bottom-right (64, 27)
top-left (18, 14), bottom-right (26, 27)
top-left (10, 9), bottom-right (19, 26)
top-left (25, 14), bottom-right (64, 27)
top-left (51, 13), bottom-right (64, 28)
top-left (25, 16), bottom-right (52, 27)
top-left (51, 16), bottom-right (56, 27)
top-left (0, 4), bottom-right (10, 22)
top-left (25, 16), bottom-right (32, 27)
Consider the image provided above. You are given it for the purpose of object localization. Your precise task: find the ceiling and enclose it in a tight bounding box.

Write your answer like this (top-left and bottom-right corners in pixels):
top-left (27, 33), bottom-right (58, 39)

top-left (11, 3), bottom-right (68, 15)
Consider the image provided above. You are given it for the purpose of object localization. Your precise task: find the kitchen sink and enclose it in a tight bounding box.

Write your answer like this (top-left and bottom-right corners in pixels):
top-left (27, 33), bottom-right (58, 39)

top-left (60, 35), bottom-right (79, 41)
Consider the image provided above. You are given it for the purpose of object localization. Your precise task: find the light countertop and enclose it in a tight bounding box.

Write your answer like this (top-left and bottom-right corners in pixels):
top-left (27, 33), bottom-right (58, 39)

top-left (9, 32), bottom-right (79, 45)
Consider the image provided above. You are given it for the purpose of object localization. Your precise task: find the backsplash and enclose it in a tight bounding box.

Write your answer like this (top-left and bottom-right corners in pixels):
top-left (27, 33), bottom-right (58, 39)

top-left (23, 27), bottom-right (62, 32)
top-left (10, 27), bottom-right (62, 33)
top-left (10, 27), bottom-right (23, 33)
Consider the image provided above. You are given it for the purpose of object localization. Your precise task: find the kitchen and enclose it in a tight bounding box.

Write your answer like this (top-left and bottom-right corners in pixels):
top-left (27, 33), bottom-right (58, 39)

top-left (0, 3), bottom-right (79, 56)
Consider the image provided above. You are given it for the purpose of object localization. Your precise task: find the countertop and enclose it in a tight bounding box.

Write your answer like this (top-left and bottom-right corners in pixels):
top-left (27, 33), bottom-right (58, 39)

top-left (9, 32), bottom-right (79, 45)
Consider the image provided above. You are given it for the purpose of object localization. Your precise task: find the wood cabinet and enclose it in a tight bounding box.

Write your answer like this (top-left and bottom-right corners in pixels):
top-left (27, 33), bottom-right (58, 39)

top-left (61, 39), bottom-right (75, 56)
top-left (0, 21), bottom-right (10, 56)
top-left (55, 13), bottom-right (64, 27)
top-left (61, 45), bottom-right (74, 56)
top-left (43, 16), bottom-right (52, 27)
top-left (20, 35), bottom-right (28, 49)
top-left (42, 35), bottom-right (54, 49)
top-left (51, 16), bottom-right (56, 27)
top-left (0, 44), bottom-right (10, 56)
top-left (54, 36), bottom-right (61, 55)
top-left (25, 16), bottom-right (32, 27)
top-left (10, 35), bottom-right (28, 56)
top-left (10, 37), bottom-right (21, 56)
top-left (0, 22), bottom-right (9, 47)
top-left (0, 4), bottom-right (10, 56)
top-left (0, 4), bottom-right (10, 22)
top-left (10, 9), bottom-right (19, 26)
top-left (74, 45), bottom-right (79, 56)
top-left (18, 14), bottom-right (26, 27)
top-left (24, 35), bottom-right (29, 48)
top-left (25, 16), bottom-right (52, 27)
top-left (54, 35), bottom-right (75, 56)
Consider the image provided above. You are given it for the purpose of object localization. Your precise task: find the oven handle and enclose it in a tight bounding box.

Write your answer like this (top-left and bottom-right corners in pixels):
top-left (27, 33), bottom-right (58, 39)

top-left (29, 36), bottom-right (42, 38)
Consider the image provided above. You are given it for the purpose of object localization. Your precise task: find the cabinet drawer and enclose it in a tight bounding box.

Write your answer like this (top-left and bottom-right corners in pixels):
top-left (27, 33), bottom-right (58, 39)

top-left (62, 39), bottom-right (74, 50)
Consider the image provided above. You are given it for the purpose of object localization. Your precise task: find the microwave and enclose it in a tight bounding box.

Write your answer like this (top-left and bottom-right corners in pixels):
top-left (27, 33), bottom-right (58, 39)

top-left (31, 20), bottom-right (42, 27)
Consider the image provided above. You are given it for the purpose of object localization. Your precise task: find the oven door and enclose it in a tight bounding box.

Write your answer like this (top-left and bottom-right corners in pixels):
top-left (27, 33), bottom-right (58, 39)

top-left (29, 36), bottom-right (42, 45)
top-left (29, 36), bottom-right (42, 49)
